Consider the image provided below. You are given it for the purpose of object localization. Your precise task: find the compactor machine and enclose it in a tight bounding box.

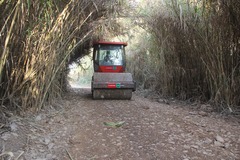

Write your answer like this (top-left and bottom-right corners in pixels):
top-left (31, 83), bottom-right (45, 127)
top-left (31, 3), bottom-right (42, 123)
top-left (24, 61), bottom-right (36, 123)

top-left (91, 41), bottom-right (136, 99)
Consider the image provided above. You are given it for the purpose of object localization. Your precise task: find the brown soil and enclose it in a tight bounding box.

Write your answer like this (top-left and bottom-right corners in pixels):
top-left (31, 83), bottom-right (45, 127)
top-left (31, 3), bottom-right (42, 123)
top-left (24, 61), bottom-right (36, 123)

top-left (0, 88), bottom-right (240, 160)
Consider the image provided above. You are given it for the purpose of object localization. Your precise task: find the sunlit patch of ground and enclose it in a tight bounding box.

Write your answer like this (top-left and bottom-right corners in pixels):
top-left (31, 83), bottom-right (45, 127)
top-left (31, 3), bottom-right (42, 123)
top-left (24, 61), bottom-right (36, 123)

top-left (69, 82), bottom-right (91, 89)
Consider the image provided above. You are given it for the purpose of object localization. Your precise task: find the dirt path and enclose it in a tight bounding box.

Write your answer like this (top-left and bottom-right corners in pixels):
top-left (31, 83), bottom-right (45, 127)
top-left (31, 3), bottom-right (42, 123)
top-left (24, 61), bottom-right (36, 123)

top-left (1, 88), bottom-right (240, 160)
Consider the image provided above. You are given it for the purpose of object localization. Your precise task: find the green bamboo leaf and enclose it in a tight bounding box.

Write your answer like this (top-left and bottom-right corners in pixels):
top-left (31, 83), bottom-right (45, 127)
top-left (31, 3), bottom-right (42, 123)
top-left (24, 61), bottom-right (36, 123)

top-left (103, 121), bottom-right (125, 128)
top-left (27, 0), bottom-right (30, 15)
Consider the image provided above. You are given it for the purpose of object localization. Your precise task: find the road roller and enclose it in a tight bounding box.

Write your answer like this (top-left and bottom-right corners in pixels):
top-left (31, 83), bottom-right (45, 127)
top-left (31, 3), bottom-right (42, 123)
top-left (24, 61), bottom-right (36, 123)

top-left (91, 41), bottom-right (136, 99)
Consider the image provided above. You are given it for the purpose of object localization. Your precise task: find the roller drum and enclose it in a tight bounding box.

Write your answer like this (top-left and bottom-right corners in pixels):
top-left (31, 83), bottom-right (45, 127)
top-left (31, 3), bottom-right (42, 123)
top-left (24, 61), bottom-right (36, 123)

top-left (93, 89), bottom-right (132, 100)
top-left (91, 72), bottom-right (135, 100)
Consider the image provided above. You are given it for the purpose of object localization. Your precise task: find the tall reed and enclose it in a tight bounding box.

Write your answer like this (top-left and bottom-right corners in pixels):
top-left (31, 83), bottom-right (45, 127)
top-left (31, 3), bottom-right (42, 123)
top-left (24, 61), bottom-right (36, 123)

top-left (0, 0), bottom-right (124, 112)
top-left (129, 0), bottom-right (240, 110)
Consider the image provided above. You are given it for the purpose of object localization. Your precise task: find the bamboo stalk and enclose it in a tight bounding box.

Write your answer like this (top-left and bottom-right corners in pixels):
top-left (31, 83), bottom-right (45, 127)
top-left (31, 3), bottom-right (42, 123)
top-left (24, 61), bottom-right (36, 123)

top-left (0, 0), bottom-right (21, 82)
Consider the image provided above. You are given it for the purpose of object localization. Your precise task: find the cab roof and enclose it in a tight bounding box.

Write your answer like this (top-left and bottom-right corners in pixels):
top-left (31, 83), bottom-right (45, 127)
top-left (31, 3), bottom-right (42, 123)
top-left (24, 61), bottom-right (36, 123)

top-left (93, 41), bottom-right (127, 46)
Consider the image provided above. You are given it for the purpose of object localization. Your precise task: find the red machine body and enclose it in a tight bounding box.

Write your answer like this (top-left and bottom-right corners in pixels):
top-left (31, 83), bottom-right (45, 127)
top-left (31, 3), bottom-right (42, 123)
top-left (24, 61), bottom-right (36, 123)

top-left (91, 41), bottom-right (135, 99)
top-left (93, 41), bottom-right (127, 73)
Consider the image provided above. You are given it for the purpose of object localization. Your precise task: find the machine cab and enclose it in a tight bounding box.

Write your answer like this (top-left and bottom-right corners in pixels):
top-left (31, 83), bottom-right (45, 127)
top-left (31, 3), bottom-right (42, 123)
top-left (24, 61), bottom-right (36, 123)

top-left (93, 41), bottom-right (127, 73)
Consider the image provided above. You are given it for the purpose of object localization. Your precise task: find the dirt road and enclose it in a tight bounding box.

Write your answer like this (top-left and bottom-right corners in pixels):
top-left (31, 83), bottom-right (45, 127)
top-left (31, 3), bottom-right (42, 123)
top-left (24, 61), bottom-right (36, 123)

top-left (1, 88), bottom-right (240, 160)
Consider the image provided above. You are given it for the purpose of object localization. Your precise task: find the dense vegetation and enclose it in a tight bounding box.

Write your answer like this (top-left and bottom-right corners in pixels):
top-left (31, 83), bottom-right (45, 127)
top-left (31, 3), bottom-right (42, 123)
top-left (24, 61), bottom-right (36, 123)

top-left (128, 0), bottom-right (240, 112)
top-left (0, 0), bottom-right (124, 112)
top-left (0, 0), bottom-right (239, 113)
